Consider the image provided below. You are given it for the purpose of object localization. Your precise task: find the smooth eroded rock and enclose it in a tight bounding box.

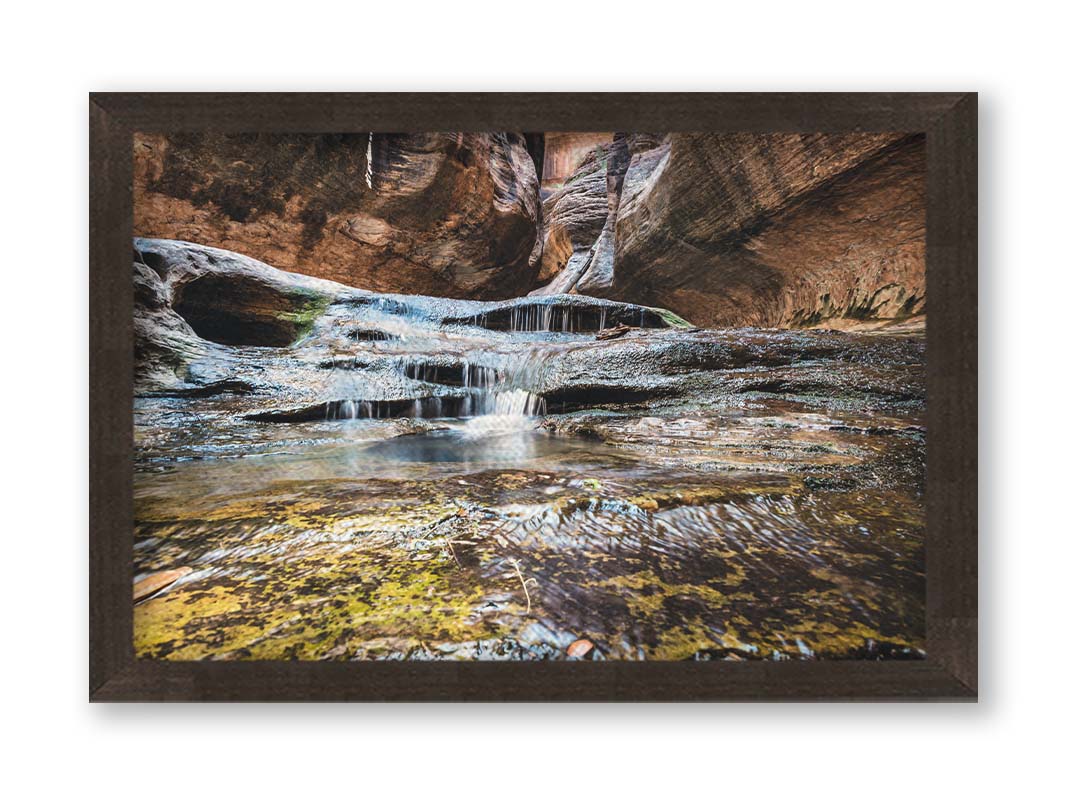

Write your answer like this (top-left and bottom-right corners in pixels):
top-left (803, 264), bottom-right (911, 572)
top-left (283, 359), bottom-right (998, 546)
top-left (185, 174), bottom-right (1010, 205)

top-left (135, 132), bottom-right (542, 299)
top-left (607, 133), bottom-right (926, 327)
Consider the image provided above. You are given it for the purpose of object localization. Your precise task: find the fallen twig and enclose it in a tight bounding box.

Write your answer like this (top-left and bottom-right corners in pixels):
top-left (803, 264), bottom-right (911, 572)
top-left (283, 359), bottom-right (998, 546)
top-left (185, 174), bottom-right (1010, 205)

top-left (510, 557), bottom-right (532, 614)
top-left (595, 324), bottom-right (633, 340)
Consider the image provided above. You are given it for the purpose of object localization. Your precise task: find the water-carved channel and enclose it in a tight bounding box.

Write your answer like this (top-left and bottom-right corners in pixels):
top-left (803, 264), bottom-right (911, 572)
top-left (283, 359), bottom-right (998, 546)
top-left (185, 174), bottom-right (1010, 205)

top-left (133, 238), bottom-right (926, 663)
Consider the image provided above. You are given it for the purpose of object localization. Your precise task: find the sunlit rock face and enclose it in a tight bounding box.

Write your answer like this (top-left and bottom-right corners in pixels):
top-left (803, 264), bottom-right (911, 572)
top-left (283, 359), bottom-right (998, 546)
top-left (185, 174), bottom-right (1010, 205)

top-left (134, 132), bottom-right (542, 299)
top-left (539, 132), bottom-right (615, 194)
top-left (533, 135), bottom-right (633, 293)
top-left (609, 133), bottom-right (926, 328)
top-left (136, 131), bottom-right (925, 328)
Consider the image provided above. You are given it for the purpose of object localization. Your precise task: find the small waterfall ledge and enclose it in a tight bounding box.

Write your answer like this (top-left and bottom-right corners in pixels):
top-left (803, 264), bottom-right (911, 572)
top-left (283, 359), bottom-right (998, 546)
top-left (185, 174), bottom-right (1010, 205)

top-left (238, 283), bottom-right (688, 423)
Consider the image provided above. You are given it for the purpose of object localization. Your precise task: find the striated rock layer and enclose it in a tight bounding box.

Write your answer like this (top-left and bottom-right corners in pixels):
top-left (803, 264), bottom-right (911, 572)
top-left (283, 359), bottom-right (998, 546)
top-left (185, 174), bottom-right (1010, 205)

top-left (134, 132), bottom-right (542, 299)
top-left (135, 131), bottom-right (926, 329)
top-left (533, 133), bottom-right (925, 329)
top-left (533, 140), bottom-right (614, 290)
top-left (611, 133), bottom-right (926, 328)
top-left (531, 134), bottom-right (641, 296)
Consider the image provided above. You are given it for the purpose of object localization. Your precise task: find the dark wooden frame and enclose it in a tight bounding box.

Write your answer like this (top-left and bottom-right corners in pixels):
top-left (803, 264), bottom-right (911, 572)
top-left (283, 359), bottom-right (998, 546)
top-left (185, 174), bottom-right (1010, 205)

top-left (90, 93), bottom-right (977, 701)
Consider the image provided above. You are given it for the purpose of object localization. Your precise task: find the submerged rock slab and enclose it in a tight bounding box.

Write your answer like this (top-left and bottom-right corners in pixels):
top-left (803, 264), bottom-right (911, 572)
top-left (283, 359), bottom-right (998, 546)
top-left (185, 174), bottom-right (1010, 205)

top-left (133, 430), bottom-right (925, 661)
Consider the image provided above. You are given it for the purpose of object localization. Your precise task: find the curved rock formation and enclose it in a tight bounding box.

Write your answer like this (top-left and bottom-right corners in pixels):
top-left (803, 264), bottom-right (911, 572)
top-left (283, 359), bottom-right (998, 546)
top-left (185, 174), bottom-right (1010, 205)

top-left (533, 142), bottom-right (613, 291)
top-left (527, 133), bottom-right (925, 330)
top-left (132, 238), bottom-right (686, 395)
top-left (134, 132), bottom-right (542, 299)
top-left (133, 238), bottom-right (355, 391)
top-left (576, 134), bottom-right (664, 295)
top-left (136, 239), bottom-right (922, 431)
top-left (609, 133), bottom-right (926, 327)
top-left (135, 131), bottom-right (926, 330)
top-left (532, 135), bottom-right (639, 295)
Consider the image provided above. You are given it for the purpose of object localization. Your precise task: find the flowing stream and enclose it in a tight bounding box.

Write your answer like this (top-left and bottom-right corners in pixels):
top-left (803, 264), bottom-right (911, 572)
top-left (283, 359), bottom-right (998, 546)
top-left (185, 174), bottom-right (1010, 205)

top-left (133, 293), bottom-right (927, 662)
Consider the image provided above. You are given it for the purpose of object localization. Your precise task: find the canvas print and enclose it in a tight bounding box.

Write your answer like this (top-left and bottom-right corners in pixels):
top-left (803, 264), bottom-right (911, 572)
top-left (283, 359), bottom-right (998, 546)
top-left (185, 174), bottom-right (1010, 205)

top-left (132, 131), bottom-right (926, 661)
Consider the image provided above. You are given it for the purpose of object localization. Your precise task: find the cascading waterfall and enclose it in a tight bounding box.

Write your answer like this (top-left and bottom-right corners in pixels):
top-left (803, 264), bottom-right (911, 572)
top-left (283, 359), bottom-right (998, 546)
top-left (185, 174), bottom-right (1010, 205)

top-left (325, 362), bottom-right (546, 421)
top-left (322, 296), bottom-right (637, 423)
top-left (472, 303), bottom-right (615, 333)
top-left (510, 303), bottom-right (576, 333)
top-left (399, 356), bottom-right (546, 419)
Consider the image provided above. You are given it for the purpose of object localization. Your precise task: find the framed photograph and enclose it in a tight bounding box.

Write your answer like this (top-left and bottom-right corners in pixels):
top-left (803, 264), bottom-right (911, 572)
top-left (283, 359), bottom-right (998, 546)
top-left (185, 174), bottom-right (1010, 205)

top-left (89, 92), bottom-right (976, 700)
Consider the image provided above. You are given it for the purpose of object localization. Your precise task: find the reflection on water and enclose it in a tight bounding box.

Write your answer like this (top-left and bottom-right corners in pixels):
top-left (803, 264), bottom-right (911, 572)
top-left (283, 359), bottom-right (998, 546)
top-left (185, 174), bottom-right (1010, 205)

top-left (362, 425), bottom-right (604, 465)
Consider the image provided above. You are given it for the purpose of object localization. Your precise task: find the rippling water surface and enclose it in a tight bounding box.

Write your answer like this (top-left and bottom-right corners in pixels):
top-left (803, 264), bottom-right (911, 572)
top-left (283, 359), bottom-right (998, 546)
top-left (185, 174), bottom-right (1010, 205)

top-left (134, 407), bottom-right (925, 661)
top-left (134, 290), bottom-right (926, 661)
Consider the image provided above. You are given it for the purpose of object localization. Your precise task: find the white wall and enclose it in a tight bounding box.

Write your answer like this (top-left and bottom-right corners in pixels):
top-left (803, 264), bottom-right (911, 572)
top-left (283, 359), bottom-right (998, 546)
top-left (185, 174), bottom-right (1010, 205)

top-left (3, 2), bottom-right (1063, 797)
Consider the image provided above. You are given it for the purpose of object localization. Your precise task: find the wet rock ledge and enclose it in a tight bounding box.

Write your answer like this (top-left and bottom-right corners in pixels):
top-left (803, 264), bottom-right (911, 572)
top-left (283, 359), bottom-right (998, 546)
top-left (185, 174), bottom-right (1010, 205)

top-left (134, 238), bottom-right (922, 434)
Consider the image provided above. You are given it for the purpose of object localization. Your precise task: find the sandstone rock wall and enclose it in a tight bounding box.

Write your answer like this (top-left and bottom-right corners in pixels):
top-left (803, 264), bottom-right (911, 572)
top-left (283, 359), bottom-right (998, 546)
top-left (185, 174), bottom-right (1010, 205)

top-left (136, 130), bottom-right (925, 329)
top-left (531, 132), bottom-right (925, 329)
top-left (534, 139), bottom-right (618, 287)
top-left (610, 133), bottom-right (926, 327)
top-left (134, 132), bottom-right (542, 299)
